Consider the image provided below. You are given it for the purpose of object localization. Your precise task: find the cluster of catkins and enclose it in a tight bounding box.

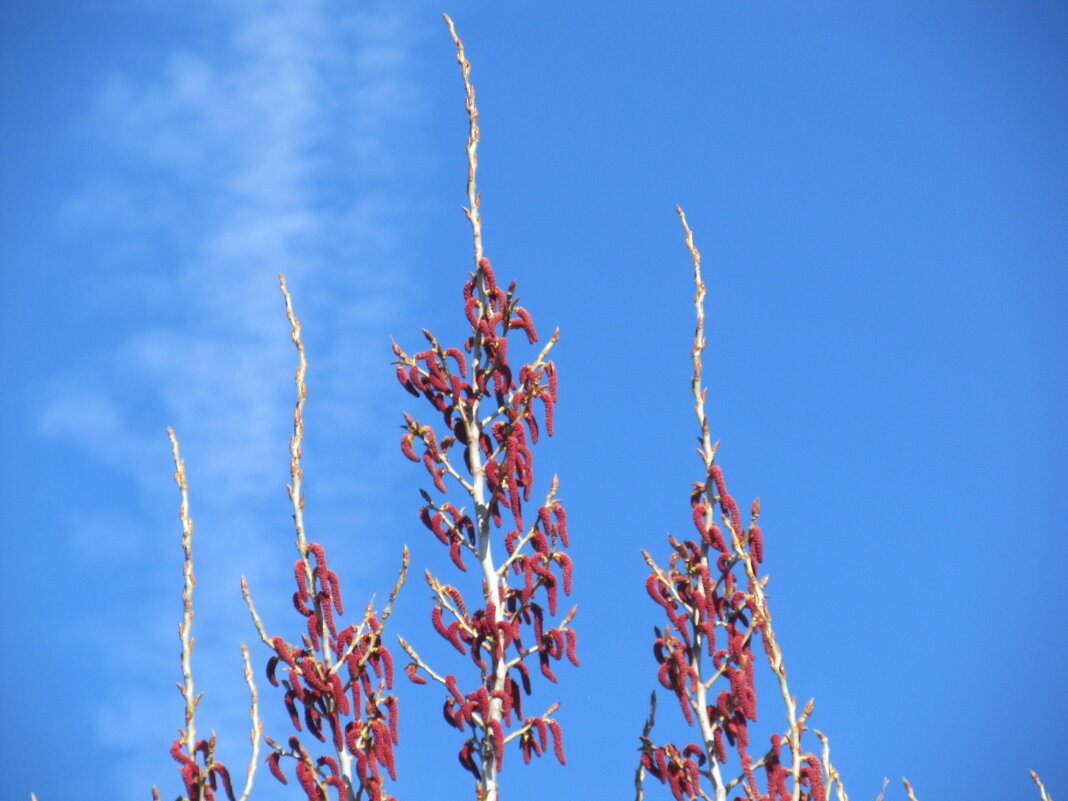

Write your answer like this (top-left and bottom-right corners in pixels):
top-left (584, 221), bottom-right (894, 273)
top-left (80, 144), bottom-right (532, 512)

top-left (643, 461), bottom-right (826, 801)
top-left (168, 733), bottom-right (235, 801)
top-left (396, 257), bottom-right (576, 788)
top-left (263, 542), bottom-right (400, 801)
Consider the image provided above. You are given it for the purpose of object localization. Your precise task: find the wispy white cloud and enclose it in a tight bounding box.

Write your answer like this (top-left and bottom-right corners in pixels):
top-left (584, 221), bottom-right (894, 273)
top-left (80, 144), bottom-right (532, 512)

top-left (42, 1), bottom-right (432, 797)
top-left (50, 0), bottom-right (429, 506)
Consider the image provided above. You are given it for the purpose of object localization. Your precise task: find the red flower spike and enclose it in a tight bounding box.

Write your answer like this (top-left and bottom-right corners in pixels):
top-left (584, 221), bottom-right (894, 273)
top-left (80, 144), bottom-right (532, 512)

top-left (179, 763), bottom-right (199, 798)
top-left (442, 584), bottom-right (468, 618)
top-left (489, 718), bottom-right (506, 771)
top-left (405, 662), bottom-right (427, 685)
top-left (320, 593), bottom-right (339, 640)
top-left (544, 570), bottom-right (559, 615)
top-left (373, 720), bottom-right (397, 780)
top-left (504, 528), bottom-right (521, 555)
top-left (295, 760), bottom-right (325, 801)
top-left (294, 560), bottom-right (310, 601)
top-left (326, 570), bottom-right (344, 615)
top-left (396, 366), bottom-right (420, 397)
top-left (539, 652), bottom-right (558, 683)
top-left (548, 628), bottom-right (565, 660)
top-left (448, 540), bottom-right (467, 571)
top-left (556, 552), bottom-right (574, 595)
top-left (646, 574), bottom-right (671, 608)
top-left (457, 739), bottom-right (482, 780)
top-left (266, 656), bottom-right (283, 688)
top-left (706, 522), bottom-right (728, 553)
top-left (802, 754), bottom-right (828, 801)
top-left (267, 751), bottom-right (288, 785)
top-left (284, 691), bottom-right (303, 731)
top-left (329, 673), bottom-right (350, 715)
top-left (169, 738), bottom-right (196, 768)
top-left (478, 257), bottom-right (497, 293)
top-left (553, 504), bottom-right (568, 547)
top-left (541, 394), bottom-right (555, 436)
top-left (507, 308), bottom-right (537, 344)
top-left (691, 502), bottom-right (708, 537)
top-left (380, 646), bottom-right (394, 688)
top-left (292, 590), bottom-right (313, 617)
top-left (445, 674), bottom-right (464, 703)
top-left (532, 528), bottom-right (549, 555)
top-left (713, 728), bottom-right (727, 763)
top-left (431, 606), bottom-right (452, 643)
top-left (300, 657), bottom-right (329, 694)
top-left (305, 706), bottom-right (326, 743)
top-left (347, 726), bottom-right (363, 758)
top-left (749, 524), bottom-right (764, 563)
top-left (547, 719), bottom-right (566, 765)
top-left (307, 543), bottom-right (329, 584)
top-left (564, 628), bottom-right (580, 666)
top-left (445, 346), bottom-right (468, 377)
top-left (654, 747), bottom-right (669, 781)
top-left (316, 752), bottom-right (339, 776)
top-left (537, 505), bottom-right (552, 532)
top-left (384, 696), bottom-right (400, 745)
top-left (508, 677), bottom-right (525, 718)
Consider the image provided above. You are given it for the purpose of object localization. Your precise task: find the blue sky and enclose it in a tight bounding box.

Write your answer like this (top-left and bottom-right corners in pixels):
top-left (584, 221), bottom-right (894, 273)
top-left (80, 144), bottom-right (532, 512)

top-left (2, 2), bottom-right (1066, 800)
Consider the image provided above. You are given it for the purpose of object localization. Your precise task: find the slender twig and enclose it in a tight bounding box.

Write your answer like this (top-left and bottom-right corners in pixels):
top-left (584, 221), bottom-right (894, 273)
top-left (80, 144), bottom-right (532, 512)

top-left (1031, 771), bottom-right (1054, 801)
top-left (501, 703), bottom-right (561, 745)
top-left (240, 577), bottom-right (271, 646)
top-left (238, 643), bottom-right (261, 801)
top-left (634, 692), bottom-right (658, 801)
top-left (168, 428), bottom-right (202, 786)
top-left (676, 207), bottom-right (729, 799)
top-left (816, 730), bottom-right (849, 801)
top-left (902, 777), bottom-right (920, 801)
top-left (444, 13), bottom-right (483, 266)
top-left (279, 274), bottom-right (309, 554)
top-left (330, 547), bottom-right (410, 676)
top-left (397, 635), bottom-right (448, 686)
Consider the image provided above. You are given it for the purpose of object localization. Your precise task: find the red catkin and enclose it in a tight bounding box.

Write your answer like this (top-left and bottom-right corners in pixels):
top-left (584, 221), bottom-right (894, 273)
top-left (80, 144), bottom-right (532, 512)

top-left (405, 662), bottom-right (427, 685)
top-left (554, 505), bottom-right (568, 547)
top-left (490, 718), bottom-right (506, 771)
top-left (556, 552), bottom-right (573, 595)
top-left (749, 524), bottom-right (764, 563)
top-left (533, 717), bottom-right (561, 765)
top-left (267, 751), bottom-right (288, 785)
top-left (478, 257), bottom-right (497, 293)
top-left (295, 761), bottom-right (324, 801)
top-left (564, 628), bottom-right (580, 666)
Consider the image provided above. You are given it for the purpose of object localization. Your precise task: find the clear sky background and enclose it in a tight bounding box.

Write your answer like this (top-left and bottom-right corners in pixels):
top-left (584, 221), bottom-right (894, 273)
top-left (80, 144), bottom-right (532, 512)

top-left (2, 2), bottom-right (1065, 800)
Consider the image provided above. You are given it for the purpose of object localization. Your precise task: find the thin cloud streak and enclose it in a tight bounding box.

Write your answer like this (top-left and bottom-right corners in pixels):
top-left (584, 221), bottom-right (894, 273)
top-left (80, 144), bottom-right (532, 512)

top-left (40, 2), bottom-right (430, 798)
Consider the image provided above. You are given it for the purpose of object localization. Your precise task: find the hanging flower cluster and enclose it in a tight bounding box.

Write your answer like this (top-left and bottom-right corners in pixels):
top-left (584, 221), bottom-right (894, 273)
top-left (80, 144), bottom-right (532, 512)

top-left (168, 734), bottom-right (235, 801)
top-left (395, 255), bottom-right (575, 799)
top-left (241, 275), bottom-right (409, 801)
top-left (637, 209), bottom-right (834, 801)
top-left (257, 543), bottom-right (402, 801)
